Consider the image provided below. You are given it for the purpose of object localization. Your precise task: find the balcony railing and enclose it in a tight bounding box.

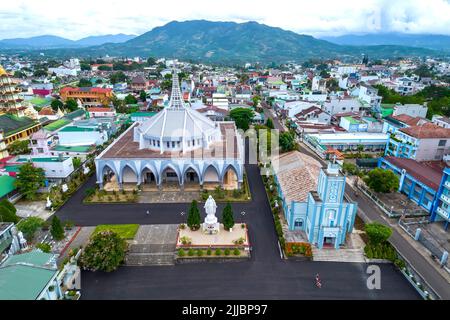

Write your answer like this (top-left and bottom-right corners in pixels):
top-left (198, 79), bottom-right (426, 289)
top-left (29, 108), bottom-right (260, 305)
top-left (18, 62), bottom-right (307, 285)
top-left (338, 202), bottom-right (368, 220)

top-left (436, 206), bottom-right (450, 220)
top-left (440, 193), bottom-right (450, 205)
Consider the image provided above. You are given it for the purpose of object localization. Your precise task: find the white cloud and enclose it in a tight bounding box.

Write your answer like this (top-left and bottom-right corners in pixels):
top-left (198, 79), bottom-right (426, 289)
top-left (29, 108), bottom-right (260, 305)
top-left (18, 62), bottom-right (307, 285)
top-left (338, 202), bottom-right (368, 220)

top-left (0, 0), bottom-right (449, 39)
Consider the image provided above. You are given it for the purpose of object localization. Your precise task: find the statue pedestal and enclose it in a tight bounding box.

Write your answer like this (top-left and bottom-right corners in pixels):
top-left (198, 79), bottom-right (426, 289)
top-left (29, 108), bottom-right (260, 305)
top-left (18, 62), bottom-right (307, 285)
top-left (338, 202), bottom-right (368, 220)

top-left (203, 195), bottom-right (220, 234)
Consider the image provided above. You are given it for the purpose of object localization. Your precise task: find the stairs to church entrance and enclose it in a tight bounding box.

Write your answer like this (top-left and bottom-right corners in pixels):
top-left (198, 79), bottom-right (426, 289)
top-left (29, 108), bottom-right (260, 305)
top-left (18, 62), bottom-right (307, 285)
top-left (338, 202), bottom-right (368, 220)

top-left (125, 225), bottom-right (178, 266)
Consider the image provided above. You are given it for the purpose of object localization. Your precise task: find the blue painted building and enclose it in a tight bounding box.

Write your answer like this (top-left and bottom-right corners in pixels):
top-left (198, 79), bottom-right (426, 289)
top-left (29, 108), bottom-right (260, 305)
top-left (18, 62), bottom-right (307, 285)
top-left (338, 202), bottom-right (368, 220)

top-left (378, 157), bottom-right (450, 230)
top-left (272, 151), bottom-right (357, 249)
top-left (431, 167), bottom-right (450, 230)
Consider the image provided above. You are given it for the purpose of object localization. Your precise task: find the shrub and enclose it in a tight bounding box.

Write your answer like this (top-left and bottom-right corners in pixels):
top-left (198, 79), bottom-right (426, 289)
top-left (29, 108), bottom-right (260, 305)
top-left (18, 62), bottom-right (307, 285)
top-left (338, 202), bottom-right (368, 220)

top-left (206, 249), bottom-right (212, 256)
top-left (179, 223), bottom-right (186, 230)
top-left (232, 189), bottom-right (241, 198)
top-left (48, 285), bottom-right (55, 292)
top-left (180, 236), bottom-right (192, 245)
top-left (365, 222), bottom-right (392, 245)
top-left (17, 217), bottom-right (44, 240)
top-left (233, 248), bottom-right (240, 256)
top-left (215, 248), bottom-right (222, 256)
top-left (222, 202), bottom-right (235, 230)
top-left (224, 248), bottom-right (231, 256)
top-left (187, 200), bottom-right (201, 231)
top-left (178, 249), bottom-right (185, 257)
top-left (36, 242), bottom-right (52, 253)
top-left (64, 221), bottom-right (75, 230)
top-left (107, 196), bottom-right (113, 202)
top-left (241, 223), bottom-right (245, 229)
top-left (197, 249), bottom-right (203, 257)
top-left (188, 248), bottom-right (195, 256)
top-left (84, 188), bottom-right (95, 197)
top-left (50, 216), bottom-right (65, 241)
top-left (79, 230), bottom-right (126, 272)
top-left (0, 200), bottom-right (19, 224)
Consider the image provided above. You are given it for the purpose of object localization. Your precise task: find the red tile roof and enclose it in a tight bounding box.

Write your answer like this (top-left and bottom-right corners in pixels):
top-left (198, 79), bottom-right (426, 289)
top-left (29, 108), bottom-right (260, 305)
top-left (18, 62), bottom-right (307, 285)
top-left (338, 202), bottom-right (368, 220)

top-left (88, 107), bottom-right (114, 113)
top-left (391, 114), bottom-right (425, 126)
top-left (400, 122), bottom-right (450, 139)
top-left (384, 156), bottom-right (444, 190)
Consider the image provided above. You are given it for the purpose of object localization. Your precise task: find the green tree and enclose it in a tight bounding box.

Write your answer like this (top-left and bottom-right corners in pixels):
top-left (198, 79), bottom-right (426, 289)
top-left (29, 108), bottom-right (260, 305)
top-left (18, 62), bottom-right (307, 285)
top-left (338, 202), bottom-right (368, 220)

top-left (266, 117), bottom-right (274, 129)
top-left (0, 200), bottom-right (19, 224)
top-left (50, 215), bottom-right (65, 241)
top-left (80, 230), bottom-right (127, 272)
top-left (279, 132), bottom-right (295, 152)
top-left (50, 99), bottom-right (64, 111)
top-left (14, 163), bottom-right (46, 200)
top-left (124, 94), bottom-right (138, 105)
top-left (65, 98), bottom-right (79, 112)
top-left (14, 71), bottom-right (27, 78)
top-left (229, 108), bottom-right (254, 131)
top-left (364, 168), bottom-right (399, 193)
top-left (17, 217), bottom-right (44, 240)
top-left (33, 69), bottom-right (48, 77)
top-left (139, 90), bottom-right (148, 102)
top-left (110, 71), bottom-right (128, 84)
top-left (147, 57), bottom-right (157, 66)
top-left (80, 63), bottom-right (91, 71)
top-left (78, 78), bottom-right (92, 87)
top-left (365, 222), bottom-right (392, 245)
top-left (222, 202), bottom-right (235, 231)
top-left (8, 140), bottom-right (30, 155)
top-left (98, 65), bottom-right (112, 71)
top-left (252, 95), bottom-right (261, 108)
top-left (187, 200), bottom-right (201, 231)
top-left (36, 242), bottom-right (52, 253)
top-left (72, 157), bottom-right (82, 169)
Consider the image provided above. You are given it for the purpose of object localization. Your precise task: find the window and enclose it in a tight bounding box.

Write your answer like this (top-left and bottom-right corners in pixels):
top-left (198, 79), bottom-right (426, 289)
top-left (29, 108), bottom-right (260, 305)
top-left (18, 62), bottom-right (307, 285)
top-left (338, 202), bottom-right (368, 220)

top-left (294, 219), bottom-right (303, 228)
top-left (438, 140), bottom-right (446, 147)
top-left (166, 172), bottom-right (177, 177)
top-left (187, 140), bottom-right (190, 147)
top-left (172, 141), bottom-right (175, 148)
top-left (192, 139), bottom-right (195, 146)
top-left (177, 141), bottom-right (180, 148)
top-left (157, 141), bottom-right (160, 147)
top-left (166, 142), bottom-right (170, 148)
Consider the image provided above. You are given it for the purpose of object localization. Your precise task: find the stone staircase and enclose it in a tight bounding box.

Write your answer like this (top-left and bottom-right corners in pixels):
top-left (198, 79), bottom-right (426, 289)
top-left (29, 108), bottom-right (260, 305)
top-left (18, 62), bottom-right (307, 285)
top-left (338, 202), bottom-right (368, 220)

top-left (312, 247), bottom-right (366, 263)
top-left (125, 243), bottom-right (176, 266)
top-left (125, 225), bottom-right (178, 266)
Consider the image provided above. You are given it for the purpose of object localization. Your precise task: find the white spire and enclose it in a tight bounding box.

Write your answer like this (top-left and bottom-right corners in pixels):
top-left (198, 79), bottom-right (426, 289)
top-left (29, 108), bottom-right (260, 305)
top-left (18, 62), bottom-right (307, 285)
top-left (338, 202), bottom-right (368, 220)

top-left (168, 70), bottom-right (185, 110)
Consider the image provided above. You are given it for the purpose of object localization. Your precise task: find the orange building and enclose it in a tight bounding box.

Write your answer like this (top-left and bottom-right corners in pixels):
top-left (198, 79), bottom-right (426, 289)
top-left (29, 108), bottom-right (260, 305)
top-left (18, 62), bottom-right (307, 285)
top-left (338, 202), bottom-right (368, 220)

top-left (60, 87), bottom-right (113, 107)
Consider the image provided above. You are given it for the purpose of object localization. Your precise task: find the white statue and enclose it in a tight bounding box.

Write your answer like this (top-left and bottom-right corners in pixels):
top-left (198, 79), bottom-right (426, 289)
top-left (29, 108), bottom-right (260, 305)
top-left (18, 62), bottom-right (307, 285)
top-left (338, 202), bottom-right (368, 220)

top-left (18, 231), bottom-right (28, 250)
top-left (46, 196), bottom-right (52, 209)
top-left (202, 195), bottom-right (219, 234)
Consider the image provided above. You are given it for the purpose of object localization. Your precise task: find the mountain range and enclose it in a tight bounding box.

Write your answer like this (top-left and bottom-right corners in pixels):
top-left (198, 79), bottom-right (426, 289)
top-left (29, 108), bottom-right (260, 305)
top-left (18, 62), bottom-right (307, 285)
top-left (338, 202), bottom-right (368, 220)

top-left (1, 21), bottom-right (447, 64)
top-left (0, 34), bottom-right (136, 49)
top-left (321, 33), bottom-right (450, 52)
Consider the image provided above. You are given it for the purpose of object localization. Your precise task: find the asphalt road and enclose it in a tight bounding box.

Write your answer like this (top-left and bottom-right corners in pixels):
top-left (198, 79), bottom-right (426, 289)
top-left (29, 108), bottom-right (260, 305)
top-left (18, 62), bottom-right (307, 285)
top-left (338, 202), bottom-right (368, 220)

top-left (57, 163), bottom-right (419, 300)
top-left (261, 105), bottom-right (450, 300)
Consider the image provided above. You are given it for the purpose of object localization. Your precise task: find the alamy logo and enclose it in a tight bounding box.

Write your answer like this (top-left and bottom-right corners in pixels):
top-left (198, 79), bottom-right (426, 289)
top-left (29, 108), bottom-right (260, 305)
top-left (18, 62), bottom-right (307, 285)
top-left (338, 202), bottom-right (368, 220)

top-left (366, 265), bottom-right (381, 290)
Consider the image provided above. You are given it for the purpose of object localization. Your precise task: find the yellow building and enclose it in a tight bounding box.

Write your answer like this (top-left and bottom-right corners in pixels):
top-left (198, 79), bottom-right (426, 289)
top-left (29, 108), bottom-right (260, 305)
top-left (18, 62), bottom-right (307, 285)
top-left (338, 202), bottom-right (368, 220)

top-left (60, 87), bottom-right (113, 107)
top-left (0, 114), bottom-right (42, 156)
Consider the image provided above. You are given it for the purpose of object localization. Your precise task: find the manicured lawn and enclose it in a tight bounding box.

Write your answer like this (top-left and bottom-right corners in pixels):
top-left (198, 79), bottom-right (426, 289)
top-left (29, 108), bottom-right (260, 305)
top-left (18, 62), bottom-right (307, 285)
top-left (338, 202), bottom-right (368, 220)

top-left (94, 224), bottom-right (139, 240)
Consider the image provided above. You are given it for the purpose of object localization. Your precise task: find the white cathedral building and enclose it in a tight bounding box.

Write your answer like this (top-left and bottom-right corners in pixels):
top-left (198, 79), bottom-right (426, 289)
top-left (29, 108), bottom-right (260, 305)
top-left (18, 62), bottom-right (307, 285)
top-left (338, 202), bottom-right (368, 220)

top-left (95, 71), bottom-right (244, 191)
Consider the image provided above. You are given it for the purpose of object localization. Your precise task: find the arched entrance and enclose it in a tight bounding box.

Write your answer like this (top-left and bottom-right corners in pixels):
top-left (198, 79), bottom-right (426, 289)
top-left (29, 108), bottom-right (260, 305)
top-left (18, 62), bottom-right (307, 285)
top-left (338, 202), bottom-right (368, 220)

top-left (294, 218), bottom-right (304, 230)
top-left (203, 165), bottom-right (220, 190)
top-left (102, 165), bottom-right (119, 191)
top-left (222, 166), bottom-right (238, 190)
top-left (161, 166), bottom-right (180, 190)
top-left (141, 167), bottom-right (157, 190)
top-left (121, 165), bottom-right (138, 191)
top-left (184, 167), bottom-right (200, 190)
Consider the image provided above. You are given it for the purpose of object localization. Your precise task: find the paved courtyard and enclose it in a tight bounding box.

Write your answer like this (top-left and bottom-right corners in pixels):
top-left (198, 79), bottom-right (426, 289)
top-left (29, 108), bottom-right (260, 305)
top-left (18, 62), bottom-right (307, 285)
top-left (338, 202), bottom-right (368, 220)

top-left (15, 201), bottom-right (53, 221)
top-left (137, 191), bottom-right (200, 203)
top-left (56, 164), bottom-right (421, 300)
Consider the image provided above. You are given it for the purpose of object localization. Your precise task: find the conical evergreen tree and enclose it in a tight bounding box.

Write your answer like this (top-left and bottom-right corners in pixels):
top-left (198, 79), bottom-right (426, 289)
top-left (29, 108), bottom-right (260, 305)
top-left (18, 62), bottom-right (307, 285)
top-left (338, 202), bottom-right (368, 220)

top-left (50, 215), bottom-right (65, 241)
top-left (222, 202), bottom-right (235, 231)
top-left (187, 200), bottom-right (201, 231)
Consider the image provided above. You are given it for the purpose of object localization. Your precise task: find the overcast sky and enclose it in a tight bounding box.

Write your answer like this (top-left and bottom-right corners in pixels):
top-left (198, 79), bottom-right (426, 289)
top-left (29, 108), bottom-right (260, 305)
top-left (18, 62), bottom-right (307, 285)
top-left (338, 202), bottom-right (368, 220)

top-left (1, 0), bottom-right (450, 40)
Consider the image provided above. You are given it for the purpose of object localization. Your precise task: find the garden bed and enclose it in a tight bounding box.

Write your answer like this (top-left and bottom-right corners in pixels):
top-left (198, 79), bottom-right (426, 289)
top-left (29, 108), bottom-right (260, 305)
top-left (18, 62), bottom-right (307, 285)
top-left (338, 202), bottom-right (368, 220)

top-left (200, 173), bottom-right (251, 203)
top-left (93, 224), bottom-right (139, 240)
top-left (284, 242), bottom-right (313, 259)
top-left (176, 247), bottom-right (250, 261)
top-left (83, 189), bottom-right (138, 204)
